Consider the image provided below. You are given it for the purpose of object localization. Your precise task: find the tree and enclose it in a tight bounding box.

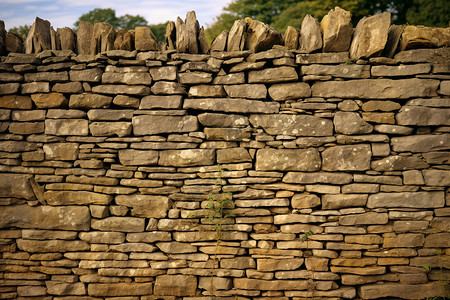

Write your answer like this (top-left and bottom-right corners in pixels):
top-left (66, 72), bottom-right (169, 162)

top-left (205, 13), bottom-right (239, 44)
top-left (406, 0), bottom-right (449, 27)
top-left (8, 25), bottom-right (30, 39)
top-left (73, 8), bottom-right (149, 30)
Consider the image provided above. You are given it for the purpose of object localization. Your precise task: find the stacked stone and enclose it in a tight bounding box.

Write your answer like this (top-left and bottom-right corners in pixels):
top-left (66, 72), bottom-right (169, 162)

top-left (0, 13), bottom-right (449, 300)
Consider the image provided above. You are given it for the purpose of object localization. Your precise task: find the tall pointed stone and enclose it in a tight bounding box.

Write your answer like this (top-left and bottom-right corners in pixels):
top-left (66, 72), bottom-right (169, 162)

top-left (198, 26), bottom-right (208, 54)
top-left (382, 25), bottom-right (404, 58)
top-left (210, 30), bottom-right (228, 52)
top-left (284, 26), bottom-right (299, 50)
top-left (94, 21), bottom-right (116, 53)
top-left (350, 12), bottom-right (391, 60)
top-left (6, 32), bottom-right (24, 53)
top-left (57, 27), bottom-right (76, 51)
top-left (176, 17), bottom-right (188, 53)
top-left (135, 26), bottom-right (158, 51)
top-left (227, 19), bottom-right (246, 52)
top-left (0, 20), bottom-right (6, 55)
top-left (185, 11), bottom-right (199, 54)
top-left (25, 17), bottom-right (52, 54)
top-left (114, 29), bottom-right (134, 51)
top-left (321, 7), bottom-right (353, 52)
top-left (165, 21), bottom-right (176, 50)
top-left (299, 14), bottom-right (322, 53)
top-left (50, 26), bottom-right (58, 50)
top-left (77, 21), bottom-right (95, 55)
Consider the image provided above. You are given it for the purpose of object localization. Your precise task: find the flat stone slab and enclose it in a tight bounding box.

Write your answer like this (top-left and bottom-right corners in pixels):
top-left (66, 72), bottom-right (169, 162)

top-left (255, 148), bottom-right (321, 171)
top-left (250, 114), bottom-right (333, 136)
top-left (312, 79), bottom-right (439, 99)
top-left (183, 98), bottom-right (279, 114)
top-left (132, 115), bottom-right (198, 135)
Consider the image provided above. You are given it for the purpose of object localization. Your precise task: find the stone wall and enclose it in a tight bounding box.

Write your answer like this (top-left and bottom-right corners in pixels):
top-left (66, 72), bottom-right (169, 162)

top-left (0, 9), bottom-right (450, 300)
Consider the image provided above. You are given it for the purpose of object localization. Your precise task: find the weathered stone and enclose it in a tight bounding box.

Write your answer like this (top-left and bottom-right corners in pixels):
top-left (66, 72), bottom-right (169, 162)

top-left (69, 94), bottom-right (112, 109)
top-left (302, 64), bottom-right (370, 79)
top-left (350, 12), bottom-right (390, 60)
top-left (283, 172), bottom-right (352, 185)
top-left (256, 148), bottom-right (321, 171)
top-left (291, 193), bottom-right (320, 208)
top-left (283, 26), bottom-right (299, 50)
top-left (189, 85), bottom-right (226, 97)
top-left (224, 84), bottom-right (267, 99)
top-left (249, 66), bottom-right (298, 83)
top-left (396, 106), bottom-right (450, 126)
top-left (244, 17), bottom-right (282, 52)
top-left (87, 109), bottom-right (133, 121)
top-left (69, 68), bottom-right (103, 82)
top-left (0, 95), bottom-right (31, 109)
top-left (372, 155), bottom-right (429, 171)
top-left (45, 119), bottom-right (89, 136)
top-left (299, 14), bottom-right (322, 53)
top-left (199, 276), bottom-right (231, 290)
top-left (334, 112), bottom-right (373, 135)
top-left (198, 113), bottom-right (248, 128)
top-left (93, 21), bottom-right (116, 53)
top-left (312, 79), bottom-right (439, 99)
top-left (372, 63), bottom-right (431, 77)
top-left (157, 241), bottom-right (197, 253)
top-left (151, 81), bottom-right (185, 95)
top-left (149, 66), bottom-right (177, 81)
top-left (44, 191), bottom-right (112, 205)
top-left (322, 144), bottom-right (371, 171)
top-left (159, 149), bottom-right (215, 167)
top-left (88, 283), bottom-right (153, 297)
top-left (25, 17), bottom-right (51, 53)
top-left (116, 194), bottom-right (169, 218)
top-left (52, 82), bottom-right (82, 94)
top-left (46, 281), bottom-right (85, 295)
top-left (77, 21), bottom-right (95, 55)
top-left (210, 30), bottom-right (228, 52)
top-left (56, 27), bottom-right (76, 51)
top-left (113, 95), bottom-right (139, 108)
top-left (21, 82), bottom-right (50, 93)
top-left (392, 134), bottom-right (450, 153)
top-left (296, 52), bottom-right (349, 64)
top-left (383, 233), bottom-right (425, 248)
top-left (217, 148), bottom-right (252, 164)
top-left (250, 114), bottom-right (332, 136)
top-left (0, 20), bottom-right (6, 55)
top-left (400, 26), bottom-right (450, 51)
top-left (227, 19), bottom-right (246, 52)
top-left (322, 194), bottom-right (368, 209)
top-left (184, 98), bottom-right (279, 114)
top-left (362, 100), bottom-right (401, 112)
top-left (132, 115), bottom-right (198, 135)
top-left (321, 7), bottom-right (353, 52)
top-left (78, 232), bottom-right (125, 244)
top-left (361, 283), bottom-right (443, 299)
top-left (154, 275), bottom-right (197, 296)
top-left (1, 205), bottom-right (87, 232)
top-left (0, 83), bottom-right (20, 95)
top-left (422, 169), bottom-right (450, 186)
top-left (118, 149), bottom-right (158, 166)
top-left (5, 32), bottom-right (24, 53)
top-left (268, 82), bottom-right (311, 100)
top-left (92, 84), bottom-right (150, 96)
top-left (178, 71), bottom-right (212, 84)
top-left (89, 122), bottom-right (131, 137)
top-left (8, 121), bottom-right (43, 134)
top-left (114, 29), bottom-right (134, 51)
top-left (43, 143), bottom-right (79, 160)
top-left (234, 278), bottom-right (308, 290)
top-left (91, 217), bottom-right (145, 232)
top-left (367, 191), bottom-right (444, 208)
top-left (339, 212), bottom-right (388, 225)
top-left (17, 239), bottom-right (89, 252)
top-left (163, 21), bottom-right (176, 50)
top-left (185, 11), bottom-right (200, 54)
top-left (102, 72), bottom-right (151, 85)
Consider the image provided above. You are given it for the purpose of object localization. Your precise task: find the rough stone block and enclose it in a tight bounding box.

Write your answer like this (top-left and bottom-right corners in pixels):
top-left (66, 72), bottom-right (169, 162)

top-left (322, 144), bottom-right (371, 171)
top-left (322, 194), bottom-right (368, 209)
top-left (334, 112), bottom-right (373, 134)
top-left (371, 155), bottom-right (429, 171)
top-left (154, 275), bottom-right (197, 296)
top-left (0, 205), bottom-right (89, 231)
top-left (44, 191), bottom-right (112, 205)
top-left (396, 106), bottom-right (450, 126)
top-left (43, 143), bottom-right (79, 160)
top-left (116, 194), bottom-right (169, 218)
top-left (312, 79), bottom-right (439, 99)
top-left (268, 82), bottom-right (311, 100)
top-left (89, 122), bottom-right (132, 137)
top-left (360, 283), bottom-right (444, 300)
top-left (224, 84), bottom-right (267, 99)
top-left (217, 148), bottom-right (251, 163)
top-left (132, 115), bottom-right (198, 135)
top-left (31, 93), bottom-right (68, 108)
top-left (184, 98), bottom-right (279, 114)
top-left (250, 114), bottom-right (332, 136)
top-left (367, 191), bottom-right (444, 208)
top-left (88, 283), bottom-right (153, 297)
top-left (119, 149), bottom-right (158, 166)
top-left (17, 239), bottom-right (89, 252)
top-left (255, 148), bottom-right (321, 171)
top-left (321, 7), bottom-right (353, 52)
top-left (392, 134), bottom-right (450, 153)
top-left (45, 119), bottom-right (89, 136)
top-left (91, 217), bottom-right (145, 232)
top-left (159, 149), bottom-right (215, 167)
top-left (46, 281), bottom-right (85, 295)
top-left (339, 212), bottom-right (388, 225)
top-left (249, 66), bottom-right (298, 83)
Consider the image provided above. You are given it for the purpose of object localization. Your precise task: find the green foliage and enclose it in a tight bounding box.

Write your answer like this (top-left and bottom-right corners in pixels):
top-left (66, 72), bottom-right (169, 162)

top-left (300, 230), bottom-right (314, 242)
top-left (149, 21), bottom-right (170, 42)
top-left (73, 8), bottom-right (149, 30)
top-left (8, 25), bottom-right (30, 39)
top-left (406, 0), bottom-right (450, 27)
top-left (205, 13), bottom-right (239, 45)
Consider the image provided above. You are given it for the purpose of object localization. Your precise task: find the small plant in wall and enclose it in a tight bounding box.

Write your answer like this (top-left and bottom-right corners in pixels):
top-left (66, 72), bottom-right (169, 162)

top-left (421, 250), bottom-right (449, 300)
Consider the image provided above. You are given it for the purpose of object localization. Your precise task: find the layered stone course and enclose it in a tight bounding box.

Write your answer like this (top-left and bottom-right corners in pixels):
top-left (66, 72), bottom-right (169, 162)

top-left (0, 14), bottom-right (450, 299)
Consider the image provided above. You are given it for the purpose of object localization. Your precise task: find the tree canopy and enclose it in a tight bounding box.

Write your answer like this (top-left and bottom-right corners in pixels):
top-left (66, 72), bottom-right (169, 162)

top-left (73, 8), bottom-right (148, 30)
top-left (206, 0), bottom-right (449, 41)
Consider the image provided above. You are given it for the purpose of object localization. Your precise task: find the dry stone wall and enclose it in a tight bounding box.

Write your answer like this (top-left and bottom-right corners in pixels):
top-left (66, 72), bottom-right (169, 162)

top-left (0, 9), bottom-right (450, 300)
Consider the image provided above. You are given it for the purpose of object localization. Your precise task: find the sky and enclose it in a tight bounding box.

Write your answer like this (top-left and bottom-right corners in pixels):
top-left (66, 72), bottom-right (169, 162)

top-left (0, 0), bottom-right (232, 30)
